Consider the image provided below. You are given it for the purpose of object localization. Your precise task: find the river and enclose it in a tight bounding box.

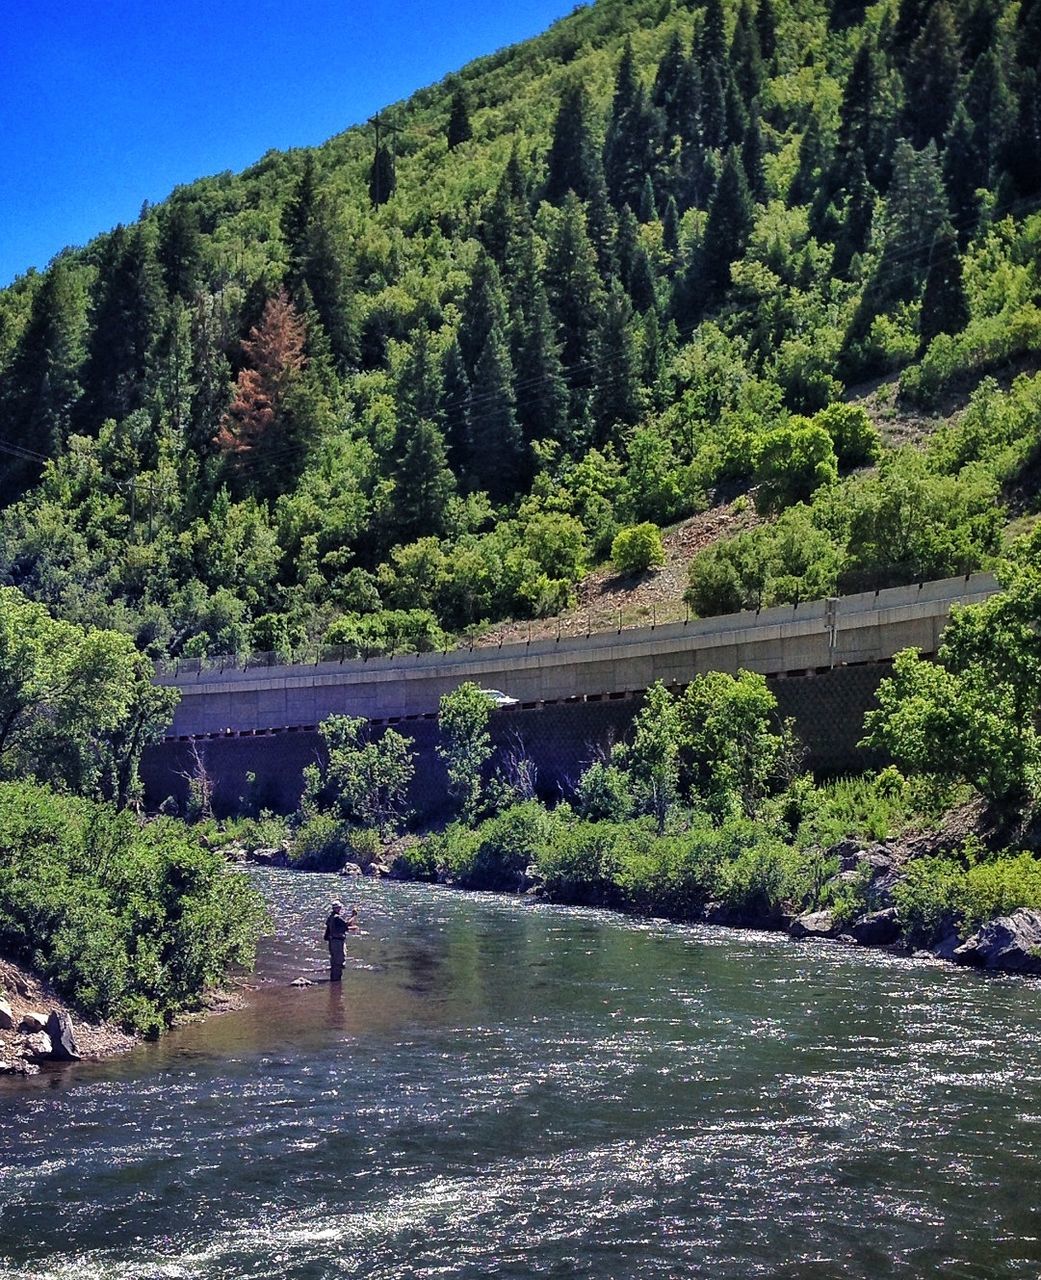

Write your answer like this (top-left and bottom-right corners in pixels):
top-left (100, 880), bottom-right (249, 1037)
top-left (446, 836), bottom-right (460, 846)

top-left (2, 871), bottom-right (1041, 1278)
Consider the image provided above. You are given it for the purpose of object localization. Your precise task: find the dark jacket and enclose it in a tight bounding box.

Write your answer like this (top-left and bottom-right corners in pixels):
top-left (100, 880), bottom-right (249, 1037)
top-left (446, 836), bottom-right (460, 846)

top-left (324, 913), bottom-right (349, 942)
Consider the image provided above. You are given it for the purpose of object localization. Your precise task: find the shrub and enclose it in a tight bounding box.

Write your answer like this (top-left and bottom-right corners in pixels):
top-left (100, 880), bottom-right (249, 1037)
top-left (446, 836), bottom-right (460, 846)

top-left (288, 813), bottom-right (358, 871)
top-left (323, 608), bottom-right (448, 658)
top-left (611, 523), bottom-right (666, 574)
top-left (813, 403), bottom-right (882, 469)
top-left (754, 421), bottom-right (838, 514)
top-left (0, 781), bottom-right (266, 1034)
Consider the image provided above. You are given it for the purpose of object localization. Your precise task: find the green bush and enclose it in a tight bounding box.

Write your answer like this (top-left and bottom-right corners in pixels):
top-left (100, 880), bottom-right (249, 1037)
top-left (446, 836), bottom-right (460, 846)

top-left (611, 523), bottom-right (666, 574)
top-left (288, 813), bottom-right (357, 871)
top-left (0, 781), bottom-right (266, 1034)
top-left (322, 608), bottom-right (448, 657)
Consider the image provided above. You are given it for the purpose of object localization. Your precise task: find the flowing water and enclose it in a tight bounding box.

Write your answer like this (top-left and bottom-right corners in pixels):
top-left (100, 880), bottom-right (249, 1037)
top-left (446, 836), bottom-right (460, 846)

top-left (3, 871), bottom-right (1041, 1279)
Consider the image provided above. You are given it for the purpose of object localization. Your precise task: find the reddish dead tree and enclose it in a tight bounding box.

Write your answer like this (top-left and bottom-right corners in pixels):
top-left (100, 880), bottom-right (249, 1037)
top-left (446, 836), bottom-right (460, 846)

top-left (215, 289), bottom-right (306, 461)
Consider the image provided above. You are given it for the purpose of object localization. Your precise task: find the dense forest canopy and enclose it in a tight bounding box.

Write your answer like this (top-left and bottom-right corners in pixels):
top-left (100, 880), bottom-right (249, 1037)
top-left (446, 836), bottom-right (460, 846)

top-left (1, 0), bottom-right (1040, 661)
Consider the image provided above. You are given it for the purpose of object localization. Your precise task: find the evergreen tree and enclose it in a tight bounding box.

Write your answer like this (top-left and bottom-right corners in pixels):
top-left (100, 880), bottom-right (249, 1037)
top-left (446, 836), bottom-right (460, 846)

top-left (368, 144), bottom-right (396, 206)
top-left (393, 419), bottom-right (457, 542)
top-left (1008, 70), bottom-right (1041, 197)
top-left (446, 83), bottom-right (473, 149)
top-left (829, 0), bottom-right (868, 31)
top-left (545, 83), bottom-right (605, 206)
top-left (652, 30), bottom-right (688, 142)
top-left (662, 196), bottom-right (681, 263)
top-left (158, 199), bottom-right (202, 302)
top-left (440, 338), bottom-right (471, 476)
top-left (512, 264), bottom-right (570, 447)
top-left (80, 224), bottom-right (163, 427)
top-left (458, 252), bottom-right (508, 379)
top-left (639, 173), bottom-right (659, 224)
top-left (604, 44), bottom-right (662, 211)
top-left (790, 116), bottom-right (829, 205)
top-left (702, 147), bottom-right (754, 300)
top-left (903, 1), bottom-right (962, 148)
top-left (481, 146), bottom-right (530, 266)
top-left (629, 246), bottom-right (659, 314)
top-left (878, 139), bottom-right (950, 301)
top-left (616, 204), bottom-right (640, 292)
top-left (730, 2), bottom-right (764, 105)
top-left (742, 106), bottom-right (767, 201)
top-left (755, 0), bottom-right (778, 63)
top-left (397, 323), bottom-right (443, 427)
top-left (1, 262), bottom-right (83, 495)
top-left (545, 193), bottom-right (605, 413)
top-left (697, 0), bottom-right (728, 78)
top-left (469, 325), bottom-right (527, 502)
top-left (700, 63), bottom-right (728, 152)
top-left (965, 48), bottom-right (1015, 186)
top-left (591, 284), bottom-right (642, 448)
top-left (943, 104), bottom-right (985, 243)
top-left (920, 221), bottom-right (969, 348)
top-left (187, 294), bottom-right (232, 462)
top-left (833, 40), bottom-right (889, 192)
top-left (831, 154), bottom-right (875, 278)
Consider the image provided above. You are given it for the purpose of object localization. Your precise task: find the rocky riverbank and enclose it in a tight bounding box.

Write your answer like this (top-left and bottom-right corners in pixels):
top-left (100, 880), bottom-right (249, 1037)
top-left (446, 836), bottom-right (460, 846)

top-left (0, 957), bottom-right (136, 1076)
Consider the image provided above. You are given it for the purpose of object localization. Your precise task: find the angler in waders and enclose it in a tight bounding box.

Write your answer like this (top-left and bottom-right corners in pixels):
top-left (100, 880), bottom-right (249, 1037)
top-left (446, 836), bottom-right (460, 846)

top-left (323, 901), bottom-right (357, 982)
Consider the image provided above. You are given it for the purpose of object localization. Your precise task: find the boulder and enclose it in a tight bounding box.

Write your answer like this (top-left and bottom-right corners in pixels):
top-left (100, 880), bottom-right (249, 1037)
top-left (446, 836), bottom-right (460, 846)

top-left (290, 977), bottom-right (313, 988)
top-left (790, 909), bottom-right (840, 939)
top-left (827, 837), bottom-right (864, 871)
top-left (0, 998), bottom-right (14, 1031)
top-left (44, 1010), bottom-right (80, 1062)
top-left (22, 1031), bottom-right (52, 1060)
top-left (953, 909), bottom-right (1041, 974)
top-left (249, 847), bottom-right (283, 866)
top-left (340, 862), bottom-right (364, 877)
top-left (19, 1011), bottom-right (47, 1034)
top-left (933, 931), bottom-right (962, 961)
top-left (851, 907), bottom-right (901, 946)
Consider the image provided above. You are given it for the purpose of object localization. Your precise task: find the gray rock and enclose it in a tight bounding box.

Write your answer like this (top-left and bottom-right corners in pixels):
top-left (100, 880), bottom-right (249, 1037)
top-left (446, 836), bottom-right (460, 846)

top-left (851, 908), bottom-right (901, 946)
top-left (827, 837), bottom-right (864, 871)
top-left (790, 909), bottom-right (840, 939)
top-left (933, 931), bottom-right (962, 961)
top-left (45, 1010), bottom-right (80, 1062)
top-left (290, 977), bottom-right (313, 988)
top-left (0, 998), bottom-right (14, 1031)
top-left (953, 909), bottom-right (1041, 974)
top-left (340, 862), bottom-right (364, 877)
top-left (19, 1011), bottom-right (46, 1033)
top-left (22, 1031), bottom-right (52, 1059)
top-left (248, 847), bottom-right (283, 866)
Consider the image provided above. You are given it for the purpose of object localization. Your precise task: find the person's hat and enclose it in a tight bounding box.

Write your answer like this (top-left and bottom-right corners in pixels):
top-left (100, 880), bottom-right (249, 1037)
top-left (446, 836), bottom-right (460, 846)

top-left (331, 900), bottom-right (343, 912)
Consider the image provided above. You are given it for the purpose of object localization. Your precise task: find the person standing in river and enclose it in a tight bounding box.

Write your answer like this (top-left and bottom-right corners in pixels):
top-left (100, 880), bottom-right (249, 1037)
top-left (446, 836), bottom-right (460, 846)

top-left (323, 901), bottom-right (357, 982)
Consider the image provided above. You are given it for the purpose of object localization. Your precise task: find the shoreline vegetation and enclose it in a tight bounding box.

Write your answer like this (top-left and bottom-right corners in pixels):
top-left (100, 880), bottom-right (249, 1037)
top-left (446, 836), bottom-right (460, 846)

top-left (213, 534), bottom-right (1041, 984)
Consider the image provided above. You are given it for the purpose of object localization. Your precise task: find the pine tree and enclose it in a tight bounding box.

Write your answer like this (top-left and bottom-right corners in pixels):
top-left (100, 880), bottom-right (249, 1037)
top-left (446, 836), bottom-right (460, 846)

top-left (831, 154), bottom-right (875, 278)
top-left (943, 104), bottom-right (985, 243)
top-left (730, 2), bottom-right (764, 105)
top-left (829, 0), bottom-right (868, 30)
top-left (591, 284), bottom-right (642, 448)
top-left (662, 196), bottom-right (681, 264)
top-left (1008, 70), bottom-right (1041, 197)
top-left (545, 83), bottom-right (605, 206)
top-left (629, 246), bottom-right (659, 314)
top-left (368, 144), bottom-right (396, 207)
top-left (469, 325), bottom-right (527, 502)
top-left (966, 48), bottom-right (1015, 186)
top-left (604, 45), bottom-right (662, 212)
top-left (903, 1), bottom-right (962, 149)
top-left (393, 419), bottom-right (457, 542)
top-left (1, 261), bottom-right (84, 495)
top-left (458, 252), bottom-right (508, 379)
top-left (700, 63), bottom-right (728, 152)
top-left (639, 174), bottom-right (658, 223)
top-left (616, 204), bottom-right (640, 292)
top-left (397, 323), bottom-right (444, 428)
top-left (919, 221), bottom-right (969, 348)
top-left (446, 83), bottom-right (473, 149)
top-left (697, 0), bottom-right (728, 78)
top-left (215, 290), bottom-right (307, 487)
top-left (755, 0), bottom-right (778, 63)
top-left (702, 147), bottom-right (754, 300)
top-left (440, 338), bottom-right (471, 476)
top-left (81, 224), bottom-right (163, 427)
top-left (481, 146), bottom-right (530, 266)
top-left (511, 253), bottom-right (570, 447)
top-left (158, 199), bottom-right (202, 301)
top-left (545, 193), bottom-right (605, 412)
top-left (652, 29), bottom-right (688, 142)
top-left (187, 294), bottom-right (232, 461)
top-left (742, 106), bottom-right (767, 201)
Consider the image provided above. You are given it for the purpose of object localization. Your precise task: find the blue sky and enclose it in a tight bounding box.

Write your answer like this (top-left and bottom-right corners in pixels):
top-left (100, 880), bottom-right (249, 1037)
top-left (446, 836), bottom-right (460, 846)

top-left (1, 0), bottom-right (576, 286)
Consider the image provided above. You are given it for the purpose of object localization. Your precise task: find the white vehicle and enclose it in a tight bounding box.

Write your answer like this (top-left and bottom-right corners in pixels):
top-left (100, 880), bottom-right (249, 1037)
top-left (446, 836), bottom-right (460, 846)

top-left (478, 688), bottom-right (519, 707)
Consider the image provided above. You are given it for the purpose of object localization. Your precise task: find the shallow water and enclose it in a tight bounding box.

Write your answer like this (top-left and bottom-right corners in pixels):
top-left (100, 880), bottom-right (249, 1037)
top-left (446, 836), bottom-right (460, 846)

top-left (3, 871), bottom-right (1041, 1278)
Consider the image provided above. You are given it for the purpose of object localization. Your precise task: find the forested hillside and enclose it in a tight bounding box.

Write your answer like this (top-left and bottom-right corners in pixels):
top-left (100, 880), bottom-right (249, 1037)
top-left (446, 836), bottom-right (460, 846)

top-left (2, 0), bottom-right (1040, 660)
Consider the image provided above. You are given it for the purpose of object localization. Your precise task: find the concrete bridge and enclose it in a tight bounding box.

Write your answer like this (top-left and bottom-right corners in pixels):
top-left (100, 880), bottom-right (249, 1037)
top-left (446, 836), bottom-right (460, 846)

top-left (141, 572), bottom-right (998, 814)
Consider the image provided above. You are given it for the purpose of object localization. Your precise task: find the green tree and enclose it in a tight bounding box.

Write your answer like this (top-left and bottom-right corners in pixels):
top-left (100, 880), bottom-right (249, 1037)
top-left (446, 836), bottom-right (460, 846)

top-left (368, 143), bottom-right (396, 206)
top-left (754, 421), bottom-right (838, 513)
top-left (677, 670), bottom-right (786, 820)
top-left (920, 221), bottom-right (969, 349)
top-left (629, 681), bottom-right (681, 833)
top-left (903, 1), bottom-right (962, 148)
top-left (438, 682), bottom-right (493, 822)
top-left (702, 147), bottom-right (754, 301)
top-left (309, 714), bottom-right (415, 836)
top-left (446, 82), bottom-right (473, 149)
top-left (591, 284), bottom-right (642, 447)
top-left (158, 198), bottom-right (203, 301)
top-left (612, 522), bottom-right (666, 574)
top-left (470, 325), bottom-right (527, 502)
